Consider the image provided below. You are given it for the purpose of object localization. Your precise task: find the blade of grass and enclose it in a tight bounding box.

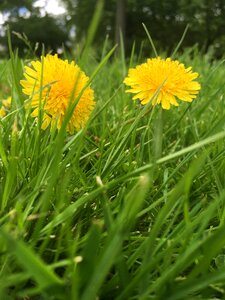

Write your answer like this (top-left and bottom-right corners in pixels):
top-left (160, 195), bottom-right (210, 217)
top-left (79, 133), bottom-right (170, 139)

top-left (0, 228), bottom-right (64, 290)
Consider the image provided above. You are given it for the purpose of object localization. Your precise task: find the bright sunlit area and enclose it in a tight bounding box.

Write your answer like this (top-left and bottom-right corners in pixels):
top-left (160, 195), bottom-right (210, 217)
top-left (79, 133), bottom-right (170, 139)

top-left (33, 0), bottom-right (66, 15)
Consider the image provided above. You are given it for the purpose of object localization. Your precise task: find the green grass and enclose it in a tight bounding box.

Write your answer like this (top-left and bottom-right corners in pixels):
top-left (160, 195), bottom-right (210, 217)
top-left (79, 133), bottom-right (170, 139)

top-left (0, 45), bottom-right (225, 300)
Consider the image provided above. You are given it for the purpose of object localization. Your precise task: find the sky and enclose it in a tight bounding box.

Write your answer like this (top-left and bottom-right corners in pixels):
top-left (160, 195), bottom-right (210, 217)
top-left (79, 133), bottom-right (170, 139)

top-left (33, 0), bottom-right (66, 15)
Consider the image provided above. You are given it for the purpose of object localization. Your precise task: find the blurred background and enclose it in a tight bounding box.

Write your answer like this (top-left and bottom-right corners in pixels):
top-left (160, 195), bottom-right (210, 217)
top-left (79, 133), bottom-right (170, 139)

top-left (0, 0), bottom-right (224, 58)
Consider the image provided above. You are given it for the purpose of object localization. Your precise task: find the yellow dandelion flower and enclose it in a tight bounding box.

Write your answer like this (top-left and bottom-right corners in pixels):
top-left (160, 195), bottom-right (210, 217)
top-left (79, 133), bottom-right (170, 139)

top-left (0, 108), bottom-right (6, 118)
top-left (123, 57), bottom-right (201, 109)
top-left (0, 96), bottom-right (11, 117)
top-left (20, 54), bottom-right (95, 133)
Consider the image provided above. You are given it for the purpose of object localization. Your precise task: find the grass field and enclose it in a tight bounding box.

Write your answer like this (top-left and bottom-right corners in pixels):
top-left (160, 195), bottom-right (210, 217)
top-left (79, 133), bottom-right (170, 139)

top-left (0, 42), bottom-right (225, 300)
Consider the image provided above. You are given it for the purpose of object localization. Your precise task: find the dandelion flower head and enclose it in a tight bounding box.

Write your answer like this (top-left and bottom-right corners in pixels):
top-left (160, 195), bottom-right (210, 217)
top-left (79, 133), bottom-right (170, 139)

top-left (124, 57), bottom-right (201, 109)
top-left (0, 96), bottom-right (11, 118)
top-left (20, 54), bottom-right (95, 133)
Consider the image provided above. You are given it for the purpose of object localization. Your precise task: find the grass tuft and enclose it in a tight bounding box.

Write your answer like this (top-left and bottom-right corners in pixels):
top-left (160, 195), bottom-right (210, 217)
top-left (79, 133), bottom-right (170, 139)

top-left (1, 39), bottom-right (225, 299)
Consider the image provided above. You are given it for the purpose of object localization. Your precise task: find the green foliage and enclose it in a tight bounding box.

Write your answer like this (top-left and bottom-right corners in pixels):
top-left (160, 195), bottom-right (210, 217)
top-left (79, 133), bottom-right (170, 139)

top-left (0, 42), bottom-right (225, 300)
top-left (0, 0), bottom-right (33, 14)
top-left (1, 15), bottom-right (69, 57)
top-left (63, 0), bottom-right (225, 57)
top-left (1, 0), bottom-right (225, 57)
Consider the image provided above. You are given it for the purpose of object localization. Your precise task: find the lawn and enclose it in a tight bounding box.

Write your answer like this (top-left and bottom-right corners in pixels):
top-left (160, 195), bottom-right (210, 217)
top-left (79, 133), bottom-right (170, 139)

top-left (0, 43), bottom-right (225, 300)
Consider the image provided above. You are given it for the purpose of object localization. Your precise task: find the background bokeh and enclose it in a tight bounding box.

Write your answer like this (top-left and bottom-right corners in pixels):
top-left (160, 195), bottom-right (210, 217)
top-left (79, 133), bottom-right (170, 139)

top-left (0, 0), bottom-right (225, 58)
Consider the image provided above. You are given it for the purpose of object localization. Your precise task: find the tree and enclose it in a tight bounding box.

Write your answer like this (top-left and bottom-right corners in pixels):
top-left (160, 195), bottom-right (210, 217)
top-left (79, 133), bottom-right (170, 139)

top-left (0, 0), bottom-right (33, 14)
top-left (0, 1), bottom-right (69, 57)
top-left (61, 0), bottom-right (225, 58)
top-left (115, 0), bottom-right (126, 48)
top-left (62, 0), bottom-right (116, 45)
top-left (1, 15), bottom-right (69, 57)
top-left (1, 0), bottom-right (225, 58)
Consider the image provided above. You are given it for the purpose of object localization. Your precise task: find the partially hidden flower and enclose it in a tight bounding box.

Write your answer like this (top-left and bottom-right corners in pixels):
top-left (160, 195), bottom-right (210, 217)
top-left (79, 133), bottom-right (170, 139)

top-left (123, 57), bottom-right (201, 109)
top-left (20, 54), bottom-right (95, 133)
top-left (0, 96), bottom-right (11, 117)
